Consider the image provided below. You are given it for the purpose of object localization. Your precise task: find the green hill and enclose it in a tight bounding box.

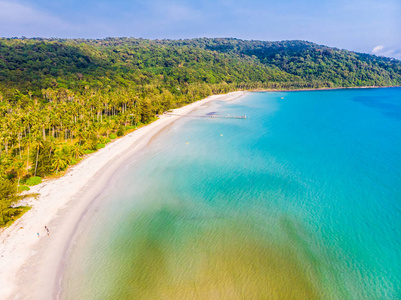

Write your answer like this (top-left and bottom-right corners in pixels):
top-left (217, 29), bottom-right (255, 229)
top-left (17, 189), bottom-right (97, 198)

top-left (160, 38), bottom-right (401, 87)
top-left (1, 37), bottom-right (400, 96)
top-left (0, 38), bottom-right (299, 95)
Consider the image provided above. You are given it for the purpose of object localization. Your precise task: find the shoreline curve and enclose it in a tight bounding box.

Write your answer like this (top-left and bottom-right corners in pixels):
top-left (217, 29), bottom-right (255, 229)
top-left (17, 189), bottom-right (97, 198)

top-left (0, 91), bottom-right (246, 300)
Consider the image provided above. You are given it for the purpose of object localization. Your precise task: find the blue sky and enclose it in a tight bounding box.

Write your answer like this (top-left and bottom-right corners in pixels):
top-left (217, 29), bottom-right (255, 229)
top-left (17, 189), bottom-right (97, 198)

top-left (0, 0), bottom-right (400, 59)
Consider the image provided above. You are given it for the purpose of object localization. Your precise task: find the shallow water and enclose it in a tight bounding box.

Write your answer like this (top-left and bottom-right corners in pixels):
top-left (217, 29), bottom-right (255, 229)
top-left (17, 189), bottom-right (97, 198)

top-left (62, 88), bottom-right (401, 299)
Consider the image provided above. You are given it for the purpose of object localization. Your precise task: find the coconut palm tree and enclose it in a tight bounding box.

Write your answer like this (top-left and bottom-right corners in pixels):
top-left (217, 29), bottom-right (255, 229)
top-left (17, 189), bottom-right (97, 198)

top-left (12, 158), bottom-right (25, 191)
top-left (32, 138), bottom-right (44, 176)
top-left (52, 150), bottom-right (69, 173)
top-left (71, 144), bottom-right (84, 160)
top-left (22, 135), bottom-right (33, 172)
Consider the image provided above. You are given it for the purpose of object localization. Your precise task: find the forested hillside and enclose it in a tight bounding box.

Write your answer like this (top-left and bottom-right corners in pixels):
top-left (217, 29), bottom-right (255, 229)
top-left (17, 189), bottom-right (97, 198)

top-left (1, 37), bottom-right (400, 226)
top-left (164, 38), bottom-right (401, 87)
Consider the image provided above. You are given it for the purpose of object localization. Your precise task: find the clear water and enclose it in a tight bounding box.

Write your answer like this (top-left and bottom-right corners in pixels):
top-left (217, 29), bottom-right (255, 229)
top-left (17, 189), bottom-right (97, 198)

top-left (62, 88), bottom-right (401, 299)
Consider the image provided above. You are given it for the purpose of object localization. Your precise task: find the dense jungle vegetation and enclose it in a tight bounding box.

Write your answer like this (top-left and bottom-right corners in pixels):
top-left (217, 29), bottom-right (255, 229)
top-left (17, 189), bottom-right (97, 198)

top-left (1, 37), bottom-right (400, 226)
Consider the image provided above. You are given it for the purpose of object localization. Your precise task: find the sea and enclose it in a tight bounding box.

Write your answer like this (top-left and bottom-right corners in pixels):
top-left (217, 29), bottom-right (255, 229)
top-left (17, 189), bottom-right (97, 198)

top-left (61, 88), bottom-right (401, 299)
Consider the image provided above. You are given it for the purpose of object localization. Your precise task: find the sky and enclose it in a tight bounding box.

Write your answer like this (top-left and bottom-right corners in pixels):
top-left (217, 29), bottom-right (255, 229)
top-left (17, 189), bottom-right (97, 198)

top-left (0, 0), bottom-right (400, 59)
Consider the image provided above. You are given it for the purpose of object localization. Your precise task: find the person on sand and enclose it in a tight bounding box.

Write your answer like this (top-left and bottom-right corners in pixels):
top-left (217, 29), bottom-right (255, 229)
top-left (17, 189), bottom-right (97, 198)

top-left (45, 226), bottom-right (50, 236)
top-left (37, 232), bottom-right (39, 238)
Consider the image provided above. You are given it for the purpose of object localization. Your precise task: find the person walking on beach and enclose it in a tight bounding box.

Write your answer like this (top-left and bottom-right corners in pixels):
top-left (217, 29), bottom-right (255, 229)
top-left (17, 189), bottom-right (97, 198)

top-left (37, 232), bottom-right (39, 238)
top-left (45, 226), bottom-right (50, 236)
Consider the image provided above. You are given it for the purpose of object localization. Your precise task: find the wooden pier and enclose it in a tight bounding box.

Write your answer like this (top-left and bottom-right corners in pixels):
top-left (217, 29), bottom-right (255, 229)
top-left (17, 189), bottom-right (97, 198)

top-left (166, 113), bottom-right (247, 119)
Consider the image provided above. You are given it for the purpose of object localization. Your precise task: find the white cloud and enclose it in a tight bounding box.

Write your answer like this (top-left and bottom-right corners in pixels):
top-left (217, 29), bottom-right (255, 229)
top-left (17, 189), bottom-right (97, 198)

top-left (372, 45), bottom-right (384, 54)
top-left (0, 1), bottom-right (76, 37)
top-left (371, 45), bottom-right (401, 60)
top-left (0, 1), bottom-right (61, 25)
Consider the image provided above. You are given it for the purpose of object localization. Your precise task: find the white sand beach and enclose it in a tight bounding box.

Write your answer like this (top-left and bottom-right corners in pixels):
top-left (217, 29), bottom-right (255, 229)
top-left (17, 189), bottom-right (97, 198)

top-left (0, 91), bottom-right (246, 300)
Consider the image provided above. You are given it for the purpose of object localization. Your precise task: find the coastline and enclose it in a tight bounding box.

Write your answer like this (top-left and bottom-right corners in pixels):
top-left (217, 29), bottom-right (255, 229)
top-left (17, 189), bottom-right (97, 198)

top-left (253, 85), bottom-right (401, 92)
top-left (0, 91), bottom-right (246, 300)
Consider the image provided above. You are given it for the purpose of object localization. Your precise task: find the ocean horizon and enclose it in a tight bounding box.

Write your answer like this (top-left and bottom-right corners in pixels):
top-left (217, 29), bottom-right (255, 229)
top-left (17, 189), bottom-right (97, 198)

top-left (61, 88), bottom-right (401, 299)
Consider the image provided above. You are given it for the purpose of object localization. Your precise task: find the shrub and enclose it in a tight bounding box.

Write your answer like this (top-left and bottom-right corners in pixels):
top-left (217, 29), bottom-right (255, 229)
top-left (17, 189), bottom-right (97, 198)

top-left (116, 127), bottom-right (125, 137)
top-left (18, 185), bottom-right (30, 192)
top-left (21, 174), bottom-right (31, 184)
top-left (25, 176), bottom-right (42, 186)
top-left (61, 146), bottom-right (70, 155)
top-left (109, 134), bottom-right (117, 139)
top-left (0, 206), bottom-right (31, 228)
top-left (96, 143), bottom-right (105, 149)
top-left (84, 149), bottom-right (95, 154)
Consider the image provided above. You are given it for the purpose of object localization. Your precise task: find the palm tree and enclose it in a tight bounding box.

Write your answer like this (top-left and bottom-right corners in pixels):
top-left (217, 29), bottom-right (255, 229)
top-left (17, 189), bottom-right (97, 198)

top-left (52, 150), bottom-right (69, 173)
top-left (32, 138), bottom-right (44, 176)
top-left (22, 135), bottom-right (33, 172)
top-left (12, 158), bottom-right (25, 191)
top-left (71, 144), bottom-right (84, 160)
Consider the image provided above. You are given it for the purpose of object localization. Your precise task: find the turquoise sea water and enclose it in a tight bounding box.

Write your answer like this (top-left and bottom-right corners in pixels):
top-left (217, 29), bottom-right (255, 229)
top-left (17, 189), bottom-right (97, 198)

top-left (62, 88), bottom-right (401, 299)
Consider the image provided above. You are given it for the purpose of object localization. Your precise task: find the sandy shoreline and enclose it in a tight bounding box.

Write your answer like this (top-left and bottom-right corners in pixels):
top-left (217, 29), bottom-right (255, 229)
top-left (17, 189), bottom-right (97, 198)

top-left (0, 91), bottom-right (246, 300)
